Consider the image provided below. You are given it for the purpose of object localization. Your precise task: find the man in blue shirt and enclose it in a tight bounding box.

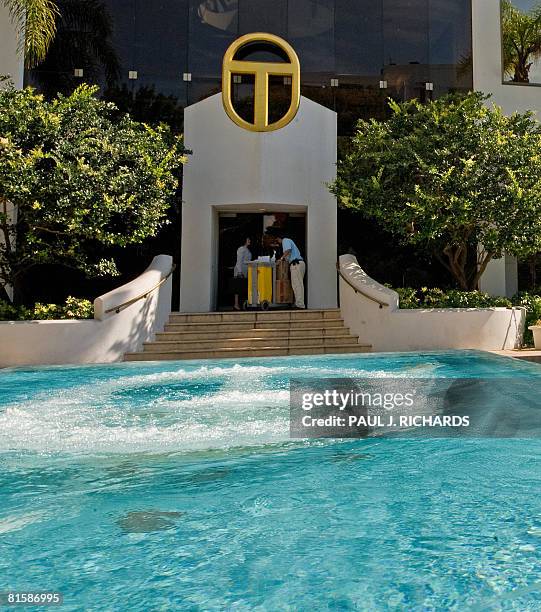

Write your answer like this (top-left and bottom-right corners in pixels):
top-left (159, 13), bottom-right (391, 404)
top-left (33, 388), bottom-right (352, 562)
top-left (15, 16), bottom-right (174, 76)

top-left (275, 231), bottom-right (305, 309)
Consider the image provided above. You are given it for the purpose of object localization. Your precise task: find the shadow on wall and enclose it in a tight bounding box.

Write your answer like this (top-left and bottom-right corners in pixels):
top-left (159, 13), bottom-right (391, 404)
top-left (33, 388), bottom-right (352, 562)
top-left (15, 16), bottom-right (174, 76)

top-left (0, 255), bottom-right (173, 367)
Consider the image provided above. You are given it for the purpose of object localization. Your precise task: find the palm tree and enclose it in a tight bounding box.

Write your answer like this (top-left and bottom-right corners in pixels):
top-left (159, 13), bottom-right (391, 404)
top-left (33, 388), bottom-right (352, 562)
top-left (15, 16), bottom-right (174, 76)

top-left (502, 0), bottom-right (541, 83)
top-left (3, 0), bottom-right (59, 68)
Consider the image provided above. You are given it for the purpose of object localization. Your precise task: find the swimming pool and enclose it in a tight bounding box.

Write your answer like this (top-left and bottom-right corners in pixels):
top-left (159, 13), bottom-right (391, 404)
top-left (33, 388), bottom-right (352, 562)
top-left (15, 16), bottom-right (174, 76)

top-left (1, 351), bottom-right (541, 610)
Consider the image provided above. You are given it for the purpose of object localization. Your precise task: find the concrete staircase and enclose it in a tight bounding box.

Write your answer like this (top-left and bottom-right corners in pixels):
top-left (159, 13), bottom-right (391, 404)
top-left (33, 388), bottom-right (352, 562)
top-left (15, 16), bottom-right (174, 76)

top-left (124, 309), bottom-right (371, 361)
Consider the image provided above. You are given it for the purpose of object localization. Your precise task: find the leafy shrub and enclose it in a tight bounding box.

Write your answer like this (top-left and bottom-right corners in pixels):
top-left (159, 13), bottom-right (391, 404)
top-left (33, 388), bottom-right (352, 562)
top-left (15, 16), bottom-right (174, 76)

top-left (513, 292), bottom-right (541, 345)
top-left (0, 297), bottom-right (93, 321)
top-left (332, 92), bottom-right (541, 291)
top-left (0, 299), bottom-right (18, 320)
top-left (394, 287), bottom-right (420, 309)
top-left (396, 288), bottom-right (512, 310)
top-left (62, 296), bottom-right (94, 319)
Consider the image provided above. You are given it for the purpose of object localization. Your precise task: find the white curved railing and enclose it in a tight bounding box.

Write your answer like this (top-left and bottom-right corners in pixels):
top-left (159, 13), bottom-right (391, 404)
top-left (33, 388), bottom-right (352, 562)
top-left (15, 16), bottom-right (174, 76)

top-left (338, 255), bottom-right (398, 310)
top-left (94, 255), bottom-right (174, 319)
top-left (338, 255), bottom-right (525, 352)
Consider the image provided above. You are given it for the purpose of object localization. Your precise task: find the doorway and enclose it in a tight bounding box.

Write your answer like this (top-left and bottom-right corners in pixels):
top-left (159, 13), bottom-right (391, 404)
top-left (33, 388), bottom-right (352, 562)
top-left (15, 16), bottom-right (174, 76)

top-left (217, 211), bottom-right (306, 310)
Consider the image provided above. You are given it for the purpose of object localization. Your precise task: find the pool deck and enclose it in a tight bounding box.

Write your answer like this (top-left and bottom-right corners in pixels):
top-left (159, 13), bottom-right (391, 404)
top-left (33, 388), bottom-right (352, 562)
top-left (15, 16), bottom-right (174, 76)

top-left (491, 349), bottom-right (541, 364)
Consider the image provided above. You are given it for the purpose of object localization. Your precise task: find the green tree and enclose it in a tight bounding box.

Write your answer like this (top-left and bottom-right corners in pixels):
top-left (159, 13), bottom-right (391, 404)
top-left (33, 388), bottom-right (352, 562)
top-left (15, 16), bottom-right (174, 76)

top-left (331, 93), bottom-right (541, 291)
top-left (3, 0), bottom-right (59, 68)
top-left (0, 82), bottom-right (186, 302)
top-left (502, 0), bottom-right (541, 83)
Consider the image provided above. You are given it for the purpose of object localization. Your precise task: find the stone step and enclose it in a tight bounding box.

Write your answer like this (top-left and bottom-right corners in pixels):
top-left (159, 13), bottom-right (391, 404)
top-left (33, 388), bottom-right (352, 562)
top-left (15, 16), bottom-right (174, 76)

top-left (123, 308), bottom-right (371, 361)
top-left (144, 334), bottom-right (360, 351)
top-left (168, 309), bottom-right (341, 324)
top-left (155, 326), bottom-right (352, 342)
top-left (164, 319), bottom-right (345, 333)
top-left (125, 343), bottom-right (370, 361)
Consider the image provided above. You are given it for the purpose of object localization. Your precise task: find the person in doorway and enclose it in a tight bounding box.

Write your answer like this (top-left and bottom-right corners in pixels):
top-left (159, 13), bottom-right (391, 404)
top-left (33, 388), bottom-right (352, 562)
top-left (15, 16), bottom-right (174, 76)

top-left (275, 231), bottom-right (305, 309)
top-left (233, 237), bottom-right (252, 310)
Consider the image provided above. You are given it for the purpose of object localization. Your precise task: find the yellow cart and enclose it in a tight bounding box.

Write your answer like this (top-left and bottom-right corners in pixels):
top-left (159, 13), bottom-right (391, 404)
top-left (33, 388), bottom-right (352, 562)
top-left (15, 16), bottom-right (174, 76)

top-left (246, 260), bottom-right (294, 310)
top-left (247, 261), bottom-right (274, 310)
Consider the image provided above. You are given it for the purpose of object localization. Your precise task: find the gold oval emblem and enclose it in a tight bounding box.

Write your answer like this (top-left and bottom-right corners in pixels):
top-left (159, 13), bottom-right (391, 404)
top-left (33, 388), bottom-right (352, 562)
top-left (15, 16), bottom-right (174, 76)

top-left (222, 32), bottom-right (301, 132)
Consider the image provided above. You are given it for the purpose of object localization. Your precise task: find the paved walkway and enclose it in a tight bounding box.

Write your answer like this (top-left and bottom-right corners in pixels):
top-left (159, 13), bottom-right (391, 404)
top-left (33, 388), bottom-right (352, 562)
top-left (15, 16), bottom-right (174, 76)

top-left (491, 349), bottom-right (541, 364)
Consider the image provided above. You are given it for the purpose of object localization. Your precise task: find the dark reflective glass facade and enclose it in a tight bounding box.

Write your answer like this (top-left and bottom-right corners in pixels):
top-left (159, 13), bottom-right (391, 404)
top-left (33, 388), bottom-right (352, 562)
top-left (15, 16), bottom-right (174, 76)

top-left (26, 0), bottom-right (473, 134)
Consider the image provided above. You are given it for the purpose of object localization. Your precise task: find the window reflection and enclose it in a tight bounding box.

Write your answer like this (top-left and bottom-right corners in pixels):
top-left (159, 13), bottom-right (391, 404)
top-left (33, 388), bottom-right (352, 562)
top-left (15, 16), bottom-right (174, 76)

top-left (335, 0), bottom-right (383, 76)
top-left (25, 0), bottom-right (122, 96)
top-left (430, 0), bottom-right (472, 95)
top-left (383, 0), bottom-right (429, 100)
top-left (189, 0), bottom-right (238, 78)
top-left (289, 0), bottom-right (335, 73)
top-left (198, 0), bottom-right (238, 32)
top-left (238, 0), bottom-right (287, 37)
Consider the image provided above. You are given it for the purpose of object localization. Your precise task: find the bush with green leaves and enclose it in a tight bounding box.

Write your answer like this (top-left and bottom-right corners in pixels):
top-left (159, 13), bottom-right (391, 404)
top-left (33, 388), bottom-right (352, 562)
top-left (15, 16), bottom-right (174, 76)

top-left (0, 81), bottom-right (186, 304)
top-left (513, 292), bottom-right (541, 344)
top-left (0, 296), bottom-right (93, 321)
top-left (332, 92), bottom-right (541, 290)
top-left (395, 288), bottom-right (513, 310)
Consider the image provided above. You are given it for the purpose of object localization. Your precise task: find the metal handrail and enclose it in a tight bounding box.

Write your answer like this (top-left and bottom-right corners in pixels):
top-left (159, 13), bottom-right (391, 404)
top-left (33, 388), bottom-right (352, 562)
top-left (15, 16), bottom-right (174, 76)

top-left (105, 263), bottom-right (176, 314)
top-left (336, 262), bottom-right (389, 309)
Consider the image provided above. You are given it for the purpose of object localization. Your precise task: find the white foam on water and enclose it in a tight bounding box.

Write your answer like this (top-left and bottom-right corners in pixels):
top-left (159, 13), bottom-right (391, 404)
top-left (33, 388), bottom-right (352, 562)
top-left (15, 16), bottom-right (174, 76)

top-left (0, 360), bottom-right (440, 455)
top-left (0, 388), bottom-right (290, 454)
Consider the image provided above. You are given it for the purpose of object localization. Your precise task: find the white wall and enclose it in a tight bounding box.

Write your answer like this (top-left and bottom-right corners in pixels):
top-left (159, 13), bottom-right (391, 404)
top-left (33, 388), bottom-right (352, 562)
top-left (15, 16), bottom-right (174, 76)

top-left (181, 93), bottom-right (337, 312)
top-left (0, 3), bottom-right (24, 88)
top-left (0, 255), bottom-right (172, 367)
top-left (339, 255), bottom-right (525, 353)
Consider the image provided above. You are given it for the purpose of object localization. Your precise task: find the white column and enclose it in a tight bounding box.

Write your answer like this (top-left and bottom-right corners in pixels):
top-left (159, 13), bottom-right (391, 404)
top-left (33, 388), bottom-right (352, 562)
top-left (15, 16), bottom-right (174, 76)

top-left (179, 204), bottom-right (215, 312)
top-left (0, 5), bottom-right (24, 301)
top-left (479, 254), bottom-right (518, 298)
top-left (0, 3), bottom-right (24, 89)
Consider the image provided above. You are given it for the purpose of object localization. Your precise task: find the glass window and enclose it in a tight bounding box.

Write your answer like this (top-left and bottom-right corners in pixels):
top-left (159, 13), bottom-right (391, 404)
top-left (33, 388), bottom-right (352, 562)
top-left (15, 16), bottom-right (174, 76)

top-left (238, 0), bottom-right (287, 37)
top-left (383, 0), bottom-right (429, 100)
top-left (288, 0), bottom-right (335, 73)
top-left (383, 0), bottom-right (429, 66)
top-left (134, 0), bottom-right (188, 78)
top-left (429, 0), bottom-right (473, 95)
top-left (129, 0), bottom-right (189, 106)
top-left (25, 0), bottom-right (474, 120)
top-left (25, 0), bottom-right (129, 96)
top-left (103, 0), bottom-right (136, 83)
top-left (188, 0), bottom-right (239, 79)
top-left (335, 0), bottom-right (383, 77)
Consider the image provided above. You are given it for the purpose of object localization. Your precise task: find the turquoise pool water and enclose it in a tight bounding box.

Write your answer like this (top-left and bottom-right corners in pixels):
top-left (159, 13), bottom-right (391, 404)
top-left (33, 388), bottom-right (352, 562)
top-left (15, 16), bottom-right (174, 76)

top-left (1, 350), bottom-right (541, 611)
